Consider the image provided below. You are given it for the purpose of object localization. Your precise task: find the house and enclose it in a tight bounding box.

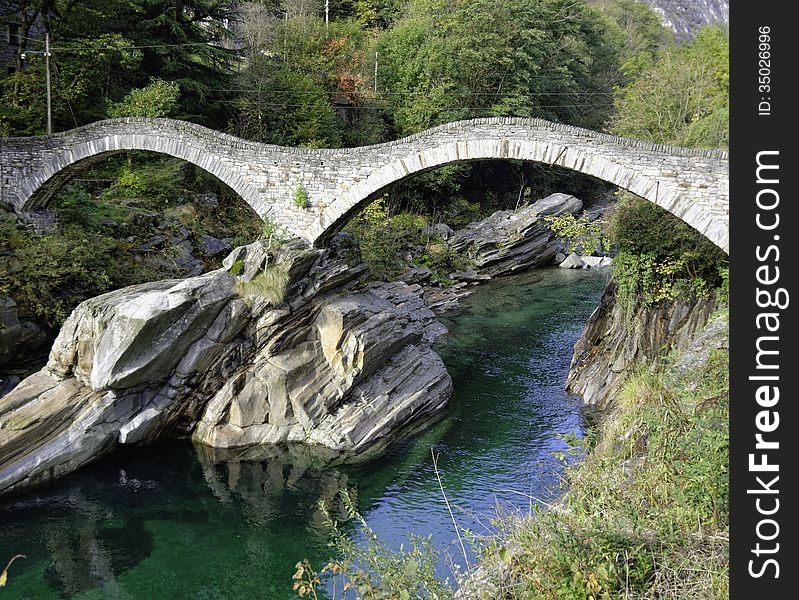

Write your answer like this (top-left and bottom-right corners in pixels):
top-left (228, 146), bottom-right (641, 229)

top-left (0, 0), bottom-right (47, 78)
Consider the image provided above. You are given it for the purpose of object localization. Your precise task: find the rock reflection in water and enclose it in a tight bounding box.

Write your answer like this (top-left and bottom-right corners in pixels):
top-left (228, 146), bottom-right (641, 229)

top-left (195, 442), bottom-right (354, 535)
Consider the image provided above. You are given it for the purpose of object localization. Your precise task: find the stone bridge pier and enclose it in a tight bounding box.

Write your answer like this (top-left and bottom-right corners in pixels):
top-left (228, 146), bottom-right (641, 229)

top-left (0, 117), bottom-right (729, 253)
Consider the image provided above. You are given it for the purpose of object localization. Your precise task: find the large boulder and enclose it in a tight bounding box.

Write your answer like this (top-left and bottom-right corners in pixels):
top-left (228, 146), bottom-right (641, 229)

top-left (0, 239), bottom-right (453, 497)
top-left (448, 193), bottom-right (582, 277)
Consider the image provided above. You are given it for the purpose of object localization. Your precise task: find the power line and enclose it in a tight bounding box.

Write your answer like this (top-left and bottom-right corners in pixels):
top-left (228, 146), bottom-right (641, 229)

top-left (214, 100), bottom-right (616, 110)
top-left (51, 41), bottom-right (231, 52)
top-left (207, 88), bottom-right (618, 96)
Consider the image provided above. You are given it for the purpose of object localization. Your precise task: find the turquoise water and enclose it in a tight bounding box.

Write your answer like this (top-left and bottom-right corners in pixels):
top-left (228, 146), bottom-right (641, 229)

top-left (0, 268), bottom-right (609, 599)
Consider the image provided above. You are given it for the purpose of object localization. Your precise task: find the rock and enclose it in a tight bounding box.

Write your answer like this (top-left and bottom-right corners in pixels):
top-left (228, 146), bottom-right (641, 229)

top-left (0, 296), bottom-right (48, 370)
top-left (554, 251), bottom-right (566, 264)
top-left (566, 283), bottom-right (719, 408)
top-left (449, 270), bottom-right (490, 283)
top-left (579, 256), bottom-right (612, 268)
top-left (138, 234), bottom-right (166, 252)
top-left (558, 252), bottom-right (584, 269)
top-left (421, 223), bottom-right (454, 240)
top-left (448, 193), bottom-right (582, 277)
top-left (194, 280), bottom-right (451, 451)
top-left (52, 272), bottom-right (235, 390)
top-left (200, 234), bottom-right (232, 259)
top-left (0, 240), bottom-right (454, 497)
top-left (223, 241), bottom-right (270, 281)
top-left (400, 265), bottom-right (433, 284)
top-left (99, 218), bottom-right (119, 229)
top-left (192, 193), bottom-right (219, 209)
top-left (155, 239), bottom-right (204, 276)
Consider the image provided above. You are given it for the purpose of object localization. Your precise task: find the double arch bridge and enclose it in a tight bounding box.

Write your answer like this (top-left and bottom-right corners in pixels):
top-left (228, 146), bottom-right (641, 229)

top-left (0, 116), bottom-right (729, 253)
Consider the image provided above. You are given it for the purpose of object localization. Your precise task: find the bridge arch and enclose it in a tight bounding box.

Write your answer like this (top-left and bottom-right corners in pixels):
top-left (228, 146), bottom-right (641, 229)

top-left (306, 119), bottom-right (729, 254)
top-left (0, 117), bottom-right (729, 254)
top-left (1, 119), bottom-right (264, 215)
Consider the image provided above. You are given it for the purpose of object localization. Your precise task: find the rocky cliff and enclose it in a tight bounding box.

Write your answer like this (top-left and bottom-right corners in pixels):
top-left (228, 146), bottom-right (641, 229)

top-left (566, 283), bottom-right (718, 408)
top-left (642, 0), bottom-right (728, 41)
top-left (0, 238), bottom-right (452, 497)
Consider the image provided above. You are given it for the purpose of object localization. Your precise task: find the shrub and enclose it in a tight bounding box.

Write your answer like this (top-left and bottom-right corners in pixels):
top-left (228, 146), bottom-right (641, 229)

top-left (294, 185), bottom-right (310, 209)
top-left (608, 193), bottom-right (727, 308)
top-left (544, 211), bottom-right (610, 255)
top-left (107, 78), bottom-right (180, 119)
top-left (294, 490), bottom-right (454, 599)
top-left (1, 227), bottom-right (116, 326)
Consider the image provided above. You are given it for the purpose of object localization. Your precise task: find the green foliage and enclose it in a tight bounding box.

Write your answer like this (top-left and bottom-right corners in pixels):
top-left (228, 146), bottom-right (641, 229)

top-left (442, 197), bottom-right (484, 230)
top-left (293, 185), bottom-right (310, 209)
top-left (597, 0), bottom-right (674, 79)
top-left (377, 0), bottom-right (621, 135)
top-left (608, 193), bottom-right (728, 309)
top-left (260, 218), bottom-right (292, 246)
top-left (612, 26), bottom-right (729, 149)
top-left (0, 226), bottom-right (116, 326)
top-left (108, 78), bottom-right (181, 118)
top-left (0, 0), bottom-right (234, 134)
top-left (1, 33), bottom-right (143, 135)
top-left (544, 212), bottom-right (610, 255)
top-left (297, 489), bottom-right (454, 599)
top-left (492, 325), bottom-right (729, 598)
top-left (229, 259), bottom-right (245, 277)
top-left (2, 154), bottom-right (262, 329)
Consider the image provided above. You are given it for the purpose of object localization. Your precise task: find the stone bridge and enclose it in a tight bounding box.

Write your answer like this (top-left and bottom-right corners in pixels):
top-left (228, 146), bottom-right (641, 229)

top-left (0, 117), bottom-right (729, 252)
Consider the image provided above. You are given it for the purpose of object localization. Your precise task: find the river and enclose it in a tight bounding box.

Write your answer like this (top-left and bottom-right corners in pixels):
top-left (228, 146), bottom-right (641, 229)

top-left (0, 267), bottom-right (608, 599)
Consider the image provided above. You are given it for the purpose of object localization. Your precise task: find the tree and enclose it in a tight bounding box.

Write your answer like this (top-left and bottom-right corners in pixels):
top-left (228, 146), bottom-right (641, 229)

top-left (612, 26), bottom-right (729, 149)
top-left (595, 0), bottom-right (674, 78)
top-left (1, 32), bottom-right (143, 134)
top-left (376, 0), bottom-right (622, 136)
top-left (108, 78), bottom-right (181, 118)
top-left (127, 0), bottom-right (237, 127)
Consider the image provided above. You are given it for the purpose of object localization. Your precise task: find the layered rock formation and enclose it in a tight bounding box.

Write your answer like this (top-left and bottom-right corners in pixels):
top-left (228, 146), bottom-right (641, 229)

top-left (418, 193), bottom-right (584, 313)
top-left (0, 296), bottom-right (49, 376)
top-left (0, 238), bottom-right (452, 496)
top-left (566, 283), bottom-right (718, 408)
top-left (448, 193), bottom-right (582, 278)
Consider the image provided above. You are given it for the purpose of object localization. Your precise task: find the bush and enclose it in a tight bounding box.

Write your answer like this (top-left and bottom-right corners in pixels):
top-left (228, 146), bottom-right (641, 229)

top-left (294, 490), bottom-right (454, 599)
top-left (608, 193), bottom-right (727, 308)
top-left (1, 227), bottom-right (116, 326)
top-left (544, 211), bottom-right (610, 255)
top-left (107, 78), bottom-right (180, 118)
top-left (294, 185), bottom-right (310, 209)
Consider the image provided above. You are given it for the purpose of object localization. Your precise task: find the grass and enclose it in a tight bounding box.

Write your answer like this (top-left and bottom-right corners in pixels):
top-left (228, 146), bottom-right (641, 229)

top-left (234, 263), bottom-right (291, 306)
top-left (485, 309), bottom-right (729, 599)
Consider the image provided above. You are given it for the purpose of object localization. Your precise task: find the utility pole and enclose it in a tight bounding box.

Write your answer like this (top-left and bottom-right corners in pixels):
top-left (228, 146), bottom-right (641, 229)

top-left (325, 0), bottom-right (329, 30)
top-left (284, 11), bottom-right (288, 63)
top-left (45, 33), bottom-right (52, 135)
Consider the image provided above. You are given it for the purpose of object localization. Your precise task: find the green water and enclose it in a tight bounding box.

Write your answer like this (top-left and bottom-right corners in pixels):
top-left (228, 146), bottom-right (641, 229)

top-left (0, 267), bottom-right (609, 599)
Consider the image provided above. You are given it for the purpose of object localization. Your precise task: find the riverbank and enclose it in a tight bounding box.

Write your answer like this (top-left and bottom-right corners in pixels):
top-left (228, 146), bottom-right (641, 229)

top-left (468, 306), bottom-right (729, 598)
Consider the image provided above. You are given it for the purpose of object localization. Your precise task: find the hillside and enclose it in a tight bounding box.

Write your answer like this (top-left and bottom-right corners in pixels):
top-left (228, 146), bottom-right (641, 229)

top-left (643, 0), bottom-right (728, 40)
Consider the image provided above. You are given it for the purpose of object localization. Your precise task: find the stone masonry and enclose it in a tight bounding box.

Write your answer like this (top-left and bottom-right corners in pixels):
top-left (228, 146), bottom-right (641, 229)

top-left (0, 117), bottom-right (729, 252)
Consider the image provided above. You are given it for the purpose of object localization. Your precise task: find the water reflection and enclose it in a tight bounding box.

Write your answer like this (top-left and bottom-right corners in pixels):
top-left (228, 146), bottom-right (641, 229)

top-left (1, 443), bottom-right (356, 598)
top-left (195, 443), bottom-right (354, 533)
